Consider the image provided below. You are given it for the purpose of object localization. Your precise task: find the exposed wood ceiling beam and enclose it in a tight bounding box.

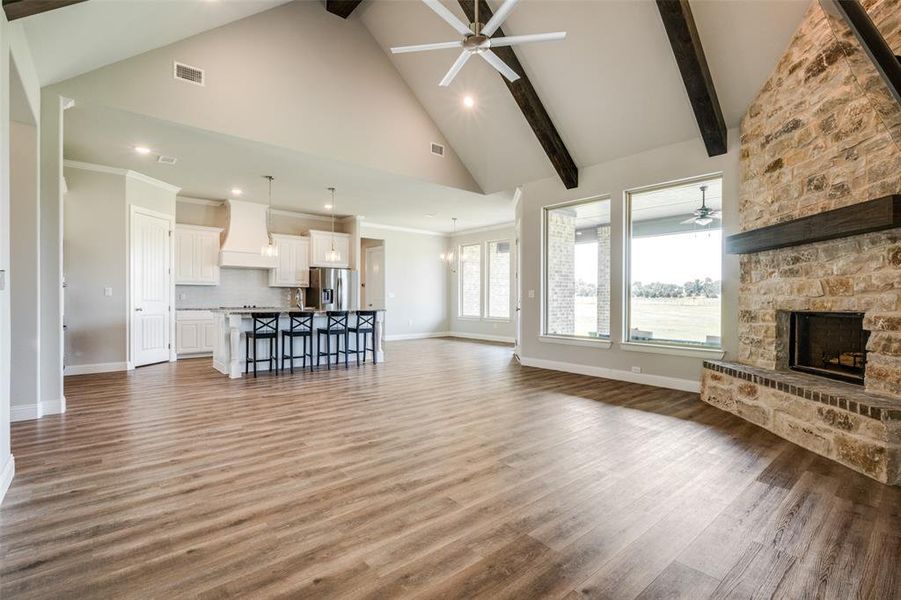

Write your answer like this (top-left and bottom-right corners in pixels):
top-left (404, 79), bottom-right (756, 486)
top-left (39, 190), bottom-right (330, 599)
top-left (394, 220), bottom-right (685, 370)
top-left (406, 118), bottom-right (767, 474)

top-left (656, 0), bottom-right (727, 156)
top-left (325, 0), bottom-right (363, 19)
top-left (458, 0), bottom-right (578, 190)
top-left (2, 0), bottom-right (87, 21)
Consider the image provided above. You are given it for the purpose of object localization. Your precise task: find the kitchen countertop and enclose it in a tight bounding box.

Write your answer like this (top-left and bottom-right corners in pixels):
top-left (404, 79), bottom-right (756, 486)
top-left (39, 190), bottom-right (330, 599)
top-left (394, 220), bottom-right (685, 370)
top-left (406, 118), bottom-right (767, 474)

top-left (212, 306), bottom-right (386, 316)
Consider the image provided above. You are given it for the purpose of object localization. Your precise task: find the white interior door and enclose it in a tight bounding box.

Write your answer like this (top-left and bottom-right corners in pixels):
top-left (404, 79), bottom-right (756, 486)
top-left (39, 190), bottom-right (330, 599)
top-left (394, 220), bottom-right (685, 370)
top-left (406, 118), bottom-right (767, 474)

top-left (132, 210), bottom-right (171, 367)
top-left (364, 246), bottom-right (385, 309)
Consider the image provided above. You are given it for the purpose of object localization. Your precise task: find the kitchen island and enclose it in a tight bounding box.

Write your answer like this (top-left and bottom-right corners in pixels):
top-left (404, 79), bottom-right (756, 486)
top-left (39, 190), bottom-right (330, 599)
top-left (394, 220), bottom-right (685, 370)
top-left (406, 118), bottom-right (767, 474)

top-left (211, 307), bottom-right (385, 378)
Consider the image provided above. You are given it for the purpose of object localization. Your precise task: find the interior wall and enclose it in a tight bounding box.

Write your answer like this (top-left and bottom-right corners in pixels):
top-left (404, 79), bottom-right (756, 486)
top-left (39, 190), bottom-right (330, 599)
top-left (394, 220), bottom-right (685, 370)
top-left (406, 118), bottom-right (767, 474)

top-left (3, 14), bottom-right (44, 499)
top-left (176, 199), bottom-right (346, 235)
top-left (448, 224), bottom-right (516, 342)
top-left (45, 1), bottom-right (478, 193)
top-left (518, 130), bottom-right (740, 391)
top-left (359, 226), bottom-right (448, 339)
top-left (63, 165), bottom-right (177, 370)
top-left (63, 167), bottom-right (128, 368)
top-left (10, 120), bottom-right (39, 420)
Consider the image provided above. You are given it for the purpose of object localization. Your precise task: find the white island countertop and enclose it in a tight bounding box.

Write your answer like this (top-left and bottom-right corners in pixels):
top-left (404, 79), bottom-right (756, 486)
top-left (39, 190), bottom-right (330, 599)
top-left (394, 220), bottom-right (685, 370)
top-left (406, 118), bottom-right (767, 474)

top-left (211, 306), bottom-right (386, 316)
top-left (211, 308), bottom-right (386, 378)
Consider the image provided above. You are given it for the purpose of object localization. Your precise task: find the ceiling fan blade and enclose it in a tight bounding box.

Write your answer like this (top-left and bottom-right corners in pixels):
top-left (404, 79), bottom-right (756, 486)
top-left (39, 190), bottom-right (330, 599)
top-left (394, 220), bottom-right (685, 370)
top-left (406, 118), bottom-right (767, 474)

top-left (480, 50), bottom-right (520, 82)
top-left (421, 0), bottom-right (472, 36)
top-left (439, 50), bottom-right (472, 87)
top-left (489, 32), bottom-right (567, 48)
top-left (710, 211), bottom-right (723, 220)
top-left (680, 216), bottom-right (699, 224)
top-left (481, 0), bottom-right (519, 37)
top-left (391, 40), bottom-right (463, 54)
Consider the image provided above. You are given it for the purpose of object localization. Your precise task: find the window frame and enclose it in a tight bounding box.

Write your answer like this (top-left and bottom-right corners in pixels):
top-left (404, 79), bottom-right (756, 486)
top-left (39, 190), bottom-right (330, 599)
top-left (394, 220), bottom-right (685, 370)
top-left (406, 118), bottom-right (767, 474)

top-left (457, 242), bottom-right (482, 319)
top-left (485, 238), bottom-right (513, 322)
top-left (623, 173), bottom-right (724, 352)
top-left (540, 194), bottom-right (612, 343)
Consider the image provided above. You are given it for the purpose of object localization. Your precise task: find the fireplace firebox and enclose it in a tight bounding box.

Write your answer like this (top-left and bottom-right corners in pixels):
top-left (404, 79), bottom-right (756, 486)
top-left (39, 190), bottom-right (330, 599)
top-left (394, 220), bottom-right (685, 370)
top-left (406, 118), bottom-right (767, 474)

top-left (789, 312), bottom-right (869, 385)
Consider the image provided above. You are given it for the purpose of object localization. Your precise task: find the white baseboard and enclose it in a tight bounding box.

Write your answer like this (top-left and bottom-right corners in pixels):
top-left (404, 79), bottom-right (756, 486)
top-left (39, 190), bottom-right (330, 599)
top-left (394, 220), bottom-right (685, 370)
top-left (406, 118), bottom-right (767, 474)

top-left (518, 356), bottom-right (701, 393)
top-left (64, 362), bottom-right (130, 376)
top-left (11, 397), bottom-right (67, 422)
top-left (447, 332), bottom-right (515, 344)
top-left (384, 331), bottom-right (515, 344)
top-left (0, 455), bottom-right (14, 506)
top-left (385, 332), bottom-right (451, 341)
top-left (10, 404), bottom-right (39, 422)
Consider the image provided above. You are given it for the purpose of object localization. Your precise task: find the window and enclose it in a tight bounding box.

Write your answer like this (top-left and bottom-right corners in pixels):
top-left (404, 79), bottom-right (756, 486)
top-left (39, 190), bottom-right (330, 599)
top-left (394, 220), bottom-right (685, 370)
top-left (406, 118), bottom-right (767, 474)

top-left (487, 240), bottom-right (511, 319)
top-left (459, 243), bottom-right (481, 317)
top-left (543, 197), bottom-right (611, 339)
top-left (626, 176), bottom-right (722, 348)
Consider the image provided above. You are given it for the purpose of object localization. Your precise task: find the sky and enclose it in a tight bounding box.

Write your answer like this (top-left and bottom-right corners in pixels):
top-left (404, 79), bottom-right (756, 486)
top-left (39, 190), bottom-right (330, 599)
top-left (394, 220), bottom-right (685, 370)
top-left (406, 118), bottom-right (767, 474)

top-left (574, 229), bottom-right (722, 285)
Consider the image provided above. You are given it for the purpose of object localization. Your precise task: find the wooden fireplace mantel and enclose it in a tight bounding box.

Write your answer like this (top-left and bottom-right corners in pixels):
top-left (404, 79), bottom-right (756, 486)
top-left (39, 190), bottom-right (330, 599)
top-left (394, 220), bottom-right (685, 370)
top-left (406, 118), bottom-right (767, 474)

top-left (725, 194), bottom-right (901, 254)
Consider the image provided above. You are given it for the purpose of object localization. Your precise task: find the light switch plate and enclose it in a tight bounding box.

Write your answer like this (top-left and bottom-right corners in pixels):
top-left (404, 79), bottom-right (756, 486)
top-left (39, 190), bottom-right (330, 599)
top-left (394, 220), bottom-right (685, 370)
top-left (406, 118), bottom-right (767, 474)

top-left (527, 289), bottom-right (535, 299)
top-left (104, 287), bottom-right (113, 297)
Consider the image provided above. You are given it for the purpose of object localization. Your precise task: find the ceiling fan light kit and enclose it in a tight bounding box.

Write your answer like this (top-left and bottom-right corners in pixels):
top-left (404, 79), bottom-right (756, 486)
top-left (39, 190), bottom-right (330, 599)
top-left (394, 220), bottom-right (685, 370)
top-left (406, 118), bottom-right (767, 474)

top-left (681, 185), bottom-right (722, 227)
top-left (391, 0), bottom-right (566, 87)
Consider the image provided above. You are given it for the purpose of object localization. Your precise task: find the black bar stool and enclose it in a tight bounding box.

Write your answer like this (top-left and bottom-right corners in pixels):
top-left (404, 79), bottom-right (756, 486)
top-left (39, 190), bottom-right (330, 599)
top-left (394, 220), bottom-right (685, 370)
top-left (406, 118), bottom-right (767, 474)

top-left (316, 311), bottom-right (350, 370)
top-left (245, 312), bottom-right (279, 378)
top-left (281, 311), bottom-right (314, 373)
top-left (349, 310), bottom-right (378, 365)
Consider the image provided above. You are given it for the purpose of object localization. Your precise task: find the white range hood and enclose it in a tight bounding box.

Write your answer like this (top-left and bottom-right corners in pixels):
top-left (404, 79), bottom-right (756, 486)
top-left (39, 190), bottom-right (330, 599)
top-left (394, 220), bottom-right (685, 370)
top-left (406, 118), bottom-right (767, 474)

top-left (219, 199), bottom-right (278, 269)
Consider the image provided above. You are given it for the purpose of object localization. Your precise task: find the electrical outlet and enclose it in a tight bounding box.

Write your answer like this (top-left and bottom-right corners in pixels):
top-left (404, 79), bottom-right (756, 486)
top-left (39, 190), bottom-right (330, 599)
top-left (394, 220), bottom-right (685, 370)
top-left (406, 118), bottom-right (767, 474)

top-left (179, 293), bottom-right (187, 301)
top-left (104, 287), bottom-right (113, 297)
top-left (631, 366), bottom-right (641, 374)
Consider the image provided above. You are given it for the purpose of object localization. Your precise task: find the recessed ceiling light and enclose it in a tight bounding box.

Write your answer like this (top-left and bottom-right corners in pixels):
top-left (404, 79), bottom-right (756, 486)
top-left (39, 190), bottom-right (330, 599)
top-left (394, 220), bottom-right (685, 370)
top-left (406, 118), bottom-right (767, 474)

top-left (231, 188), bottom-right (243, 196)
top-left (134, 146), bottom-right (151, 155)
top-left (324, 204), bottom-right (333, 210)
top-left (425, 213), bottom-right (435, 218)
top-left (463, 96), bottom-right (475, 108)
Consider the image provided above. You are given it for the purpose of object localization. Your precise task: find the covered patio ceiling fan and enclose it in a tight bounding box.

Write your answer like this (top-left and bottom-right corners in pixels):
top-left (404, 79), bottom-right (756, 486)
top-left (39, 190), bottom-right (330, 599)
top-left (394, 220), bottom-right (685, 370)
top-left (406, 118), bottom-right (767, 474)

top-left (390, 0), bottom-right (566, 87)
top-left (681, 185), bottom-right (722, 226)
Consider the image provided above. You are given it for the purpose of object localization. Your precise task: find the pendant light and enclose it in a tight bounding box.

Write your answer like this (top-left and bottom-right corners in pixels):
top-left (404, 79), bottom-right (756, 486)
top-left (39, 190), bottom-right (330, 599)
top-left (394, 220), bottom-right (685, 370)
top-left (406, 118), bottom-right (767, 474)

top-left (440, 217), bottom-right (458, 273)
top-left (261, 175), bottom-right (278, 258)
top-left (325, 187), bottom-right (341, 263)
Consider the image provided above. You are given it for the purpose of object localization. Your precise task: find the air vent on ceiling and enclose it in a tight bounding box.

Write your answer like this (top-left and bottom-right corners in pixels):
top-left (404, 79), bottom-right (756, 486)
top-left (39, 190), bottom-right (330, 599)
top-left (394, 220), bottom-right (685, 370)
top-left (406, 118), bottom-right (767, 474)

top-left (430, 142), bottom-right (445, 157)
top-left (174, 62), bottom-right (205, 86)
top-left (158, 155), bottom-right (178, 165)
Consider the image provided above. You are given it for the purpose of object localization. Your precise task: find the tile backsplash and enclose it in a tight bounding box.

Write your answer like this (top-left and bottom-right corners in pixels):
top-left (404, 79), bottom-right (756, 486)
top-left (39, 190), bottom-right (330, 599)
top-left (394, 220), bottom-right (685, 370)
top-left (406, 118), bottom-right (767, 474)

top-left (176, 268), bottom-right (293, 309)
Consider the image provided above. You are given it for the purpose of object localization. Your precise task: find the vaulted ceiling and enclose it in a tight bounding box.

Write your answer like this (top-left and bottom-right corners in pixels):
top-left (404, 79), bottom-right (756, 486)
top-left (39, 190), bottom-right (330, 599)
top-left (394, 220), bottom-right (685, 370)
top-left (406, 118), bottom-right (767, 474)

top-left (23, 0), bottom-right (810, 222)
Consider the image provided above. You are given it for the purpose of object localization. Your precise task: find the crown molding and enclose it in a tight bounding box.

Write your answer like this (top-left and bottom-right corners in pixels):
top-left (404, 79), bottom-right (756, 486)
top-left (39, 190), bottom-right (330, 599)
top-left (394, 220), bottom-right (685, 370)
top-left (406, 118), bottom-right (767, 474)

top-left (362, 222), bottom-right (446, 237)
top-left (64, 160), bottom-right (181, 194)
top-left (177, 196), bottom-right (224, 207)
top-left (270, 208), bottom-right (334, 222)
top-left (452, 221), bottom-right (515, 237)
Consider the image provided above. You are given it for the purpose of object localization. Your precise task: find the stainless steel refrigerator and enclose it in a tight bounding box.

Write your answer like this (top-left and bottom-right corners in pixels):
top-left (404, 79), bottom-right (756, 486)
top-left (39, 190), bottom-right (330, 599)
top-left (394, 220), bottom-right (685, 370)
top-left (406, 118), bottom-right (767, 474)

top-left (308, 267), bottom-right (358, 311)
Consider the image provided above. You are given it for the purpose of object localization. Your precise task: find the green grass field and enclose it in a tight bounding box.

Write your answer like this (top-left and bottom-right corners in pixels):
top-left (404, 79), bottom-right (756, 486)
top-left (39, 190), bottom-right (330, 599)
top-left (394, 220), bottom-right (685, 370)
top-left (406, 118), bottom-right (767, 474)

top-left (574, 296), bottom-right (720, 344)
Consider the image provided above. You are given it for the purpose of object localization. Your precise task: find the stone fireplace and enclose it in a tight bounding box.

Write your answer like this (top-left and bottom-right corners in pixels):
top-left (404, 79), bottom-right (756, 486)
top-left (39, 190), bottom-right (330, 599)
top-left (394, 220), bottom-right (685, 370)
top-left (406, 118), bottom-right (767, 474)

top-left (700, 0), bottom-right (900, 485)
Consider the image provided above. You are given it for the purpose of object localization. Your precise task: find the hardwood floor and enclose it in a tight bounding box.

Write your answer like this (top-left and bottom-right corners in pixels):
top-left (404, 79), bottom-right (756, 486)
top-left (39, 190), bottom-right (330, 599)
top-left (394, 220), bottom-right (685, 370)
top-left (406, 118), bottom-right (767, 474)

top-left (2, 339), bottom-right (899, 599)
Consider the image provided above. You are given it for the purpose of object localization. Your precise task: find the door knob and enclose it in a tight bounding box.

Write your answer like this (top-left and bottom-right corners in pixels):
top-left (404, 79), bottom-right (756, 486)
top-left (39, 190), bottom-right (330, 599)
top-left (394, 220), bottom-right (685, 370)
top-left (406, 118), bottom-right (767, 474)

top-left (135, 307), bottom-right (143, 312)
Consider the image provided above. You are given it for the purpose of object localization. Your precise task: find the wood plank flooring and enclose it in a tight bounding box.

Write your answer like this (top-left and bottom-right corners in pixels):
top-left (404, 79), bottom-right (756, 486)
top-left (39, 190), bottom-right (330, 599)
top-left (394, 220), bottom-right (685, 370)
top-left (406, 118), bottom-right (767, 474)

top-left (1, 338), bottom-right (899, 599)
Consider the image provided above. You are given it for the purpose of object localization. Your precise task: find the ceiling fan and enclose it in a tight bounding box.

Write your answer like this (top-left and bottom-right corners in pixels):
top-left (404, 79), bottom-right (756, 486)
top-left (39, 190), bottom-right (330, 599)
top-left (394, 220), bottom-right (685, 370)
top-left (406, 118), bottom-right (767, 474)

top-left (390, 0), bottom-right (566, 87)
top-left (681, 185), bottom-right (722, 226)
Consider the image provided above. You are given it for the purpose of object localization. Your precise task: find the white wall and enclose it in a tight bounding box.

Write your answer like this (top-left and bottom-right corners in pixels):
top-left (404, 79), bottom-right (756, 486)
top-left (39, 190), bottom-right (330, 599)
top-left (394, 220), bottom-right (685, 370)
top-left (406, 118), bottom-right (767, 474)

top-left (359, 225), bottom-right (448, 339)
top-left (448, 224), bottom-right (516, 342)
top-left (10, 120), bottom-right (39, 421)
top-left (63, 167), bottom-right (128, 367)
top-left (46, 1), bottom-right (479, 194)
top-left (2, 12), bottom-right (45, 501)
top-left (517, 131), bottom-right (740, 392)
top-left (63, 164), bottom-right (177, 372)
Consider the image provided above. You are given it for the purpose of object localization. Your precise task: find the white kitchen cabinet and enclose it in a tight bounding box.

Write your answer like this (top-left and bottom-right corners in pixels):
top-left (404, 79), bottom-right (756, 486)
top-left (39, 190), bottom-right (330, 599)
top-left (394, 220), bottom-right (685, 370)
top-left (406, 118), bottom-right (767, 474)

top-left (309, 229), bottom-right (351, 268)
top-left (269, 234), bottom-right (310, 287)
top-left (175, 224), bottom-right (222, 285)
top-left (176, 310), bottom-right (216, 356)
